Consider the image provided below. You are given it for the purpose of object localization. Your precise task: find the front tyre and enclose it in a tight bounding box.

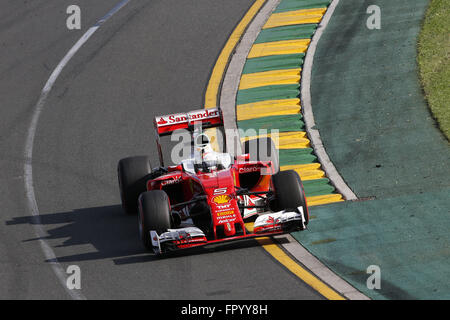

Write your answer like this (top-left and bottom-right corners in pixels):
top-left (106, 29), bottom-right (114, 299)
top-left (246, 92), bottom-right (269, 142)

top-left (138, 190), bottom-right (171, 251)
top-left (271, 170), bottom-right (309, 225)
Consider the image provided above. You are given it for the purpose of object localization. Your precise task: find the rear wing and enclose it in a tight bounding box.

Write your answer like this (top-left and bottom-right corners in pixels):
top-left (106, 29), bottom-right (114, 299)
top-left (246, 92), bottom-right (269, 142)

top-left (154, 108), bottom-right (223, 166)
top-left (154, 108), bottom-right (223, 136)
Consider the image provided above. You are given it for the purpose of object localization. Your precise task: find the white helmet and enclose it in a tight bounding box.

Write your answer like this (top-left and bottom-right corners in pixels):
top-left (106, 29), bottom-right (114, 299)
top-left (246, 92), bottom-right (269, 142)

top-left (193, 132), bottom-right (214, 166)
top-left (184, 130), bottom-right (231, 173)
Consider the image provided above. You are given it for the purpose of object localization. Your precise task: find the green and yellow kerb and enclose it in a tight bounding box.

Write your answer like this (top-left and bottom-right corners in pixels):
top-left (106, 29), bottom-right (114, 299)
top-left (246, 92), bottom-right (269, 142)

top-left (237, 0), bottom-right (343, 207)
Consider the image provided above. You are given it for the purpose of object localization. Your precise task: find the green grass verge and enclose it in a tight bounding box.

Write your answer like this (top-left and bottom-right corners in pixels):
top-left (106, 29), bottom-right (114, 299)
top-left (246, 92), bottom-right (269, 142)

top-left (417, 0), bottom-right (450, 140)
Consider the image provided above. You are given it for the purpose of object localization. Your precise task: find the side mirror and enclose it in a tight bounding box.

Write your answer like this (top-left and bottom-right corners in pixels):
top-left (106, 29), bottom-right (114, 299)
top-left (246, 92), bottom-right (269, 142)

top-left (236, 153), bottom-right (251, 162)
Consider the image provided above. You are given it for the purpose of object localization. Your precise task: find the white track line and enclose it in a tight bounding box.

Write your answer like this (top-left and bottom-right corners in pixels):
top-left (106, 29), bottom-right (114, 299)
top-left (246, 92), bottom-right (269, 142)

top-left (219, 0), bottom-right (367, 300)
top-left (300, 0), bottom-right (357, 201)
top-left (24, 0), bottom-right (131, 300)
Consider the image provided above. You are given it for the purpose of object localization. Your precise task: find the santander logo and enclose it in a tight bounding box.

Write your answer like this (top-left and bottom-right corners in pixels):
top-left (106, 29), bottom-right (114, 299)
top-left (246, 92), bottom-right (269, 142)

top-left (188, 109), bottom-right (219, 122)
top-left (168, 114), bottom-right (188, 123)
top-left (156, 108), bottom-right (220, 127)
top-left (157, 117), bottom-right (168, 125)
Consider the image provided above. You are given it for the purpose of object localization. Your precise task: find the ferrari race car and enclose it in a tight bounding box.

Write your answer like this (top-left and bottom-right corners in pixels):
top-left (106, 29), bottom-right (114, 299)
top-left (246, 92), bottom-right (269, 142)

top-left (117, 108), bottom-right (309, 254)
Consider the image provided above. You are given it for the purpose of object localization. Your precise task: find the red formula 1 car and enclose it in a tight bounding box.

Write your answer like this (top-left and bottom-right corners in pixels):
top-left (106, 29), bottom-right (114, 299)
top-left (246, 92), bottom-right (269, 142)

top-left (117, 108), bottom-right (309, 255)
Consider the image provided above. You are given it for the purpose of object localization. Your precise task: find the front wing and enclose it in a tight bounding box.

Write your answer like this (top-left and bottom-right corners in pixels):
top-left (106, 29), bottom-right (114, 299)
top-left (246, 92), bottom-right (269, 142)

top-left (150, 207), bottom-right (307, 254)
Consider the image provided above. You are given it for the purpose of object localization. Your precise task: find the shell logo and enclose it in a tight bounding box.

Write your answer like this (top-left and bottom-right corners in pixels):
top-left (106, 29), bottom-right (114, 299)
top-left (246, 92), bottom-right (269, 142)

top-left (212, 194), bottom-right (231, 204)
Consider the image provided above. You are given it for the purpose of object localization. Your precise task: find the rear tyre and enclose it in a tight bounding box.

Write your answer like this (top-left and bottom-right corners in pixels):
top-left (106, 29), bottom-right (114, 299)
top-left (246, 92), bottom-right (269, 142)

top-left (138, 190), bottom-right (172, 251)
top-left (118, 156), bottom-right (152, 214)
top-left (243, 137), bottom-right (279, 174)
top-left (271, 170), bottom-right (309, 225)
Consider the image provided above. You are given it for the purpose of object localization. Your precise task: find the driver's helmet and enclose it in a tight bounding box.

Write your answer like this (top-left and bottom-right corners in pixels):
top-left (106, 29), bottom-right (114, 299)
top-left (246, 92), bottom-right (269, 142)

top-left (194, 132), bottom-right (212, 154)
top-left (183, 131), bottom-right (231, 173)
top-left (193, 132), bottom-right (215, 170)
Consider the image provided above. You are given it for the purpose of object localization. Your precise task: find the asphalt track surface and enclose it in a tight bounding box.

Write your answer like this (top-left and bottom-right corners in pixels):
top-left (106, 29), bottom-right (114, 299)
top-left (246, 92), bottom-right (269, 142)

top-left (0, 0), bottom-right (324, 299)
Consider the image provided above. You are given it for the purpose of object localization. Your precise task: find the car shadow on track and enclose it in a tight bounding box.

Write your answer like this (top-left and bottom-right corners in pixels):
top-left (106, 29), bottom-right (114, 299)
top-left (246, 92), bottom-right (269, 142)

top-left (5, 204), bottom-right (265, 265)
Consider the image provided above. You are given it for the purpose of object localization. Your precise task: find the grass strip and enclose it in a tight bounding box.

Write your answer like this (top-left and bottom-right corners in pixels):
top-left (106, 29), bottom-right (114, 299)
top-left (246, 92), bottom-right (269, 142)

top-left (417, 0), bottom-right (450, 140)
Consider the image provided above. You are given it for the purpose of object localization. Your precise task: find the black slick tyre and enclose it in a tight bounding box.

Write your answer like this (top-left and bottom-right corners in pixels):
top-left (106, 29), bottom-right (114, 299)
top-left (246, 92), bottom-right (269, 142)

top-left (138, 190), bottom-right (171, 251)
top-left (271, 170), bottom-right (309, 225)
top-left (118, 156), bottom-right (152, 214)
